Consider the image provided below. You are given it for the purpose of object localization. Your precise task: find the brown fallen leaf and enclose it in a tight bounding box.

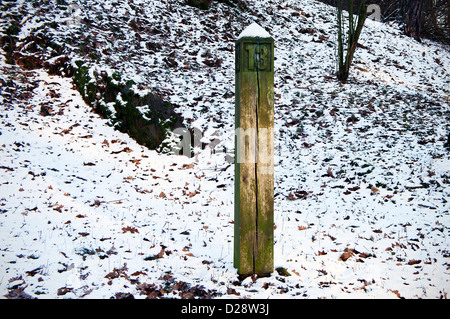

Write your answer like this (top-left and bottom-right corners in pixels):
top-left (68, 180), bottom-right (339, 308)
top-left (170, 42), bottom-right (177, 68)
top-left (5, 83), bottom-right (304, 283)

top-left (327, 166), bottom-right (334, 178)
top-left (348, 186), bottom-right (360, 192)
top-left (102, 139), bottom-right (110, 147)
top-left (57, 287), bottom-right (73, 296)
top-left (187, 190), bottom-right (199, 198)
top-left (227, 287), bottom-right (240, 296)
top-left (122, 226), bottom-right (139, 234)
top-left (339, 248), bottom-right (356, 262)
top-left (291, 269), bottom-right (301, 276)
top-left (389, 289), bottom-right (401, 298)
top-left (105, 264), bottom-right (129, 280)
top-left (371, 186), bottom-right (380, 194)
top-left (144, 246), bottom-right (166, 261)
top-left (111, 147), bottom-right (132, 154)
top-left (53, 204), bottom-right (64, 212)
top-left (91, 200), bottom-right (101, 207)
top-left (131, 271), bottom-right (147, 277)
top-left (359, 252), bottom-right (373, 258)
top-left (5, 287), bottom-right (34, 299)
top-left (83, 162), bottom-right (96, 166)
top-left (25, 267), bottom-right (42, 277)
top-left (407, 259), bottom-right (421, 265)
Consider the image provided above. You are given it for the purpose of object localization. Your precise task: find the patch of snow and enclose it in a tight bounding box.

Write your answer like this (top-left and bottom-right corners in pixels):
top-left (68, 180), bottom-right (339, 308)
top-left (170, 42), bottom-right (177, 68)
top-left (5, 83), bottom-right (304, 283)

top-left (237, 22), bottom-right (272, 39)
top-left (0, 0), bottom-right (448, 300)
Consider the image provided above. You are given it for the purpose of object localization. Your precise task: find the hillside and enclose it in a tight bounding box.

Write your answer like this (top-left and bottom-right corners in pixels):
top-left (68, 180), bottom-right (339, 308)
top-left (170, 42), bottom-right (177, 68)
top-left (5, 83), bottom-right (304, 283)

top-left (0, 0), bottom-right (449, 299)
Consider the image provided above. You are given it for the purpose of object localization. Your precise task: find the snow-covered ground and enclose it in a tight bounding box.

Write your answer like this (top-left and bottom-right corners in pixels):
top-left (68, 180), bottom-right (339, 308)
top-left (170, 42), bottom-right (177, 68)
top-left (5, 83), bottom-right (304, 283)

top-left (0, 0), bottom-right (449, 298)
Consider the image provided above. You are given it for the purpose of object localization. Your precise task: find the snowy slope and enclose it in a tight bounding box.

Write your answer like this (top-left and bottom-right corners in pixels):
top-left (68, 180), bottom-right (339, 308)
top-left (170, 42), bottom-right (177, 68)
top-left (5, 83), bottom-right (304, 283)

top-left (0, 0), bottom-right (449, 299)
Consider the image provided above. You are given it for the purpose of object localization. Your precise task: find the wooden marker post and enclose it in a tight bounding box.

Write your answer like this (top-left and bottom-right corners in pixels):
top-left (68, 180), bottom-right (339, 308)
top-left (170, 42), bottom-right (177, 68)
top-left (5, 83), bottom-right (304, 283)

top-left (234, 23), bottom-right (274, 276)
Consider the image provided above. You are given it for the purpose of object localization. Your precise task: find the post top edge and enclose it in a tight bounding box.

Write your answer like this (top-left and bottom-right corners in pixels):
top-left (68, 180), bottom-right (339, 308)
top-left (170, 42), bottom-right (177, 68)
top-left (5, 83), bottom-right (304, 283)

top-left (237, 22), bottom-right (272, 40)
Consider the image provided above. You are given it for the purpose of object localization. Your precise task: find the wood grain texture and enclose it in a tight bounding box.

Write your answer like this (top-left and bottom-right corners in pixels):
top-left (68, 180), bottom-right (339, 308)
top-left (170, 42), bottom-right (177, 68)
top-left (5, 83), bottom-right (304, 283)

top-left (234, 36), bottom-right (274, 275)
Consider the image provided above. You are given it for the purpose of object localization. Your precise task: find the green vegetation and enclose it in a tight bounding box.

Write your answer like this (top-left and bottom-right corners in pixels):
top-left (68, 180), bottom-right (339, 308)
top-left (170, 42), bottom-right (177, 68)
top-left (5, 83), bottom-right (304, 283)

top-left (73, 62), bottom-right (184, 150)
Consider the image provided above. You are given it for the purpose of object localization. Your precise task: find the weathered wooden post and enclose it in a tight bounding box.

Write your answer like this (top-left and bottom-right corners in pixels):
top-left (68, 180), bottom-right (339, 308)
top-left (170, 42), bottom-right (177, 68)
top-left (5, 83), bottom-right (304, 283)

top-left (234, 23), bottom-right (274, 276)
